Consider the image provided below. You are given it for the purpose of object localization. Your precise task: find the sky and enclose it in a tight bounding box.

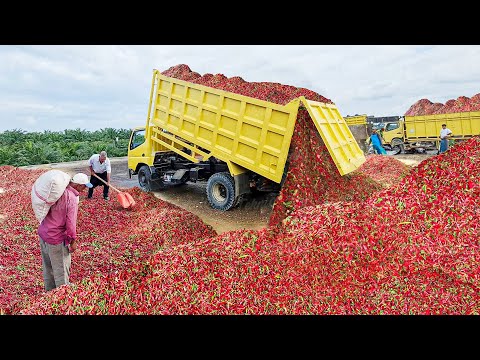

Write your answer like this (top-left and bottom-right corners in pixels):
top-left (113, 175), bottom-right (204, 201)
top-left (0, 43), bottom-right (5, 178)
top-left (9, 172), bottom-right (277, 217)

top-left (1, 45), bottom-right (480, 133)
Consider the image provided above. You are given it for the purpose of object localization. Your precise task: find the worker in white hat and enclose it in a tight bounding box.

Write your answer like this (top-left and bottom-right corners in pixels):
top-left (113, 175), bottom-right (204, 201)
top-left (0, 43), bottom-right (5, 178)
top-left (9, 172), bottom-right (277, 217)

top-left (37, 173), bottom-right (92, 292)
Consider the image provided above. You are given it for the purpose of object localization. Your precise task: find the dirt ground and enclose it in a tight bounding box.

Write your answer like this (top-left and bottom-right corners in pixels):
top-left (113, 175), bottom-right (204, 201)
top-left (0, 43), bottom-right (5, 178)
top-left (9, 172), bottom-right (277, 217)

top-left (20, 152), bottom-right (434, 234)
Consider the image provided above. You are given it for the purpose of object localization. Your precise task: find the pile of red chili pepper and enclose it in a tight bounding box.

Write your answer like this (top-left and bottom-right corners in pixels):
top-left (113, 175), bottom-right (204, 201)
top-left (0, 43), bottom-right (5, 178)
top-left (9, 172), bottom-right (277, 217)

top-left (1, 64), bottom-right (479, 314)
top-left (356, 155), bottom-right (411, 188)
top-left (405, 93), bottom-right (480, 115)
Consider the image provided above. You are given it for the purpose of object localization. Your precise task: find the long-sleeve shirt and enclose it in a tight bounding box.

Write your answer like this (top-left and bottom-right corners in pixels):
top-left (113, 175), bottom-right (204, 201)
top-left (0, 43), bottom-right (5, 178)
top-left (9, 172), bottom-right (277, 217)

top-left (89, 154), bottom-right (111, 174)
top-left (38, 185), bottom-right (79, 245)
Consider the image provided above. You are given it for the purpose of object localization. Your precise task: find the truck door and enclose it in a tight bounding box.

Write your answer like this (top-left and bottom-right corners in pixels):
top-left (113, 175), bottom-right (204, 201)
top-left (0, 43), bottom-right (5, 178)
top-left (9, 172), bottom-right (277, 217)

top-left (382, 122), bottom-right (402, 144)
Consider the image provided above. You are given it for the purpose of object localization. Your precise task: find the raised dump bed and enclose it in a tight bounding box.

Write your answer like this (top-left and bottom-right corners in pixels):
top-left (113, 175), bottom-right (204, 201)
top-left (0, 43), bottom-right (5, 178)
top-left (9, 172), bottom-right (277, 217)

top-left (128, 70), bottom-right (366, 210)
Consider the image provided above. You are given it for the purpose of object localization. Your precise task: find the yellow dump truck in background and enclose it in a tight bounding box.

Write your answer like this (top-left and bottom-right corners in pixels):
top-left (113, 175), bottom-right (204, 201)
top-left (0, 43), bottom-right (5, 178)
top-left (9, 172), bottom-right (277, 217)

top-left (128, 69), bottom-right (365, 211)
top-left (344, 114), bottom-right (368, 126)
top-left (381, 111), bottom-right (480, 154)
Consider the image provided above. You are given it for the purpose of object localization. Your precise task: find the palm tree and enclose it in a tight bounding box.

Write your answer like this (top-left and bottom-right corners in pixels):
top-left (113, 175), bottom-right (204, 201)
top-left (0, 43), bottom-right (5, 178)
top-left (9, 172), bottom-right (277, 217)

top-left (64, 128), bottom-right (87, 142)
top-left (0, 129), bottom-right (26, 146)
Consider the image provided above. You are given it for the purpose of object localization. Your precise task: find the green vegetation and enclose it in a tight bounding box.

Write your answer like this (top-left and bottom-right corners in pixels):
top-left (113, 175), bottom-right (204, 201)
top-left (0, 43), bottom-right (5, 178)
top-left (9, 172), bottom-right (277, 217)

top-left (0, 128), bottom-right (131, 167)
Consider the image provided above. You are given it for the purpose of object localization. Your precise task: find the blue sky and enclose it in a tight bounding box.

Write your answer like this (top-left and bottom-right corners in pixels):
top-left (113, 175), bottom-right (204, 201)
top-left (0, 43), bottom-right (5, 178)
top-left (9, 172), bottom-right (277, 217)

top-left (1, 45), bottom-right (479, 133)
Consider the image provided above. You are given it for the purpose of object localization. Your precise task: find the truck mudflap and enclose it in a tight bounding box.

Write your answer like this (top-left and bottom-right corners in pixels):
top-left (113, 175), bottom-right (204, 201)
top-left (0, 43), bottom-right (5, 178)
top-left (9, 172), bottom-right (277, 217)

top-left (300, 97), bottom-right (366, 175)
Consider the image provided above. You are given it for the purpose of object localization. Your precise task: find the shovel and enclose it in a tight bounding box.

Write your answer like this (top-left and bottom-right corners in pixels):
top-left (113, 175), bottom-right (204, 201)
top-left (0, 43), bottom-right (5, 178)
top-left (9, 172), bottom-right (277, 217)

top-left (91, 173), bottom-right (136, 209)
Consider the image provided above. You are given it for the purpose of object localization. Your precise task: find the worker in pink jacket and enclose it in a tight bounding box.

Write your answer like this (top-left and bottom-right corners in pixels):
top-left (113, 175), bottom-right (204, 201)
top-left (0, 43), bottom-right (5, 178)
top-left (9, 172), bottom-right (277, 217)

top-left (37, 173), bottom-right (92, 292)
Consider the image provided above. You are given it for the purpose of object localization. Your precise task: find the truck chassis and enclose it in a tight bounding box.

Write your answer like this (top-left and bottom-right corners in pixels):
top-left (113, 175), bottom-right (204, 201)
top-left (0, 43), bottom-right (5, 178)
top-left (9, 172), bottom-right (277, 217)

top-left (132, 150), bottom-right (283, 211)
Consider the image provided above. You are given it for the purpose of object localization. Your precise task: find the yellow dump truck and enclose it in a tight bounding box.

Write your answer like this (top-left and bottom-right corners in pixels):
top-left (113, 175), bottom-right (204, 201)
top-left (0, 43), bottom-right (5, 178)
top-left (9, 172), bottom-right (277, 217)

top-left (381, 111), bottom-right (480, 153)
top-left (127, 69), bottom-right (366, 210)
top-left (344, 114), bottom-right (369, 154)
top-left (344, 114), bottom-right (368, 126)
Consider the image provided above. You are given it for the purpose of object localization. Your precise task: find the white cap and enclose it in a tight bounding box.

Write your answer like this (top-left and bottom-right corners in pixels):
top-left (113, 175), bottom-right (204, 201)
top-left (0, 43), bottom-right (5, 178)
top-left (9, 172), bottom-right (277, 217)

top-left (71, 173), bottom-right (93, 188)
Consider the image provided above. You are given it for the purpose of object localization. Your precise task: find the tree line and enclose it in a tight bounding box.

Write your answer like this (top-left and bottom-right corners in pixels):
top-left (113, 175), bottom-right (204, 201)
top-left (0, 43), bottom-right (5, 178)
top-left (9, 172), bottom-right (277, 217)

top-left (0, 128), bottom-right (132, 167)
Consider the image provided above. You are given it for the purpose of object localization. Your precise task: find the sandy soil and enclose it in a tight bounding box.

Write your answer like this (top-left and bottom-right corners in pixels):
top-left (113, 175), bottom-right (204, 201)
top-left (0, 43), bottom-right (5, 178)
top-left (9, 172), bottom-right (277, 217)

top-left (20, 152), bottom-right (434, 234)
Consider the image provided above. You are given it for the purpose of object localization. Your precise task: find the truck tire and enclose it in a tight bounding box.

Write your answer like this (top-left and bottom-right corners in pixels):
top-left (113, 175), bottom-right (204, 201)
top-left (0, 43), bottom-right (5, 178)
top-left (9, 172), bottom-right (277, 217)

top-left (138, 165), bottom-right (153, 192)
top-left (206, 172), bottom-right (236, 211)
top-left (390, 138), bottom-right (405, 155)
top-left (391, 144), bottom-right (404, 155)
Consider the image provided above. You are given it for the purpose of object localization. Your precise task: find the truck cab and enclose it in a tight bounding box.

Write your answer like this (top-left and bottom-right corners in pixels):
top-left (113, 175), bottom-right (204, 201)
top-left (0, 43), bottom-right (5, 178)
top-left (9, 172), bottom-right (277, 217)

top-left (128, 127), bottom-right (148, 171)
top-left (378, 120), bottom-right (404, 154)
top-left (127, 126), bottom-right (161, 191)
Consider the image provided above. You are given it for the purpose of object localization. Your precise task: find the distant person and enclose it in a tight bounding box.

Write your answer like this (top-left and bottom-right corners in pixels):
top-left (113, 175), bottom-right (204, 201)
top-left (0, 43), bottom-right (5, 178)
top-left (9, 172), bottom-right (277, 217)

top-left (88, 150), bottom-right (112, 200)
top-left (368, 128), bottom-right (387, 155)
top-left (38, 173), bottom-right (92, 291)
top-left (439, 124), bottom-right (453, 154)
top-left (378, 125), bottom-right (386, 142)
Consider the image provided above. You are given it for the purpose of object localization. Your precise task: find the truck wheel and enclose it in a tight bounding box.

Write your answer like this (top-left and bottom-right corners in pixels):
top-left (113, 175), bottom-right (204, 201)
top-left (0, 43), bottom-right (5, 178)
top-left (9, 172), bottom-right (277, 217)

top-left (138, 165), bottom-right (153, 192)
top-left (206, 172), bottom-right (236, 211)
top-left (390, 139), bottom-right (405, 155)
top-left (391, 144), bottom-right (403, 155)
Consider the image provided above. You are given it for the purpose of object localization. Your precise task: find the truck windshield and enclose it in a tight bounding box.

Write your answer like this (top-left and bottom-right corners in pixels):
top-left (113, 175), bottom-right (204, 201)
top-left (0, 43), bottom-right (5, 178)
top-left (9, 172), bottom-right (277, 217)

top-left (385, 123), bottom-right (399, 131)
top-left (130, 129), bottom-right (146, 150)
